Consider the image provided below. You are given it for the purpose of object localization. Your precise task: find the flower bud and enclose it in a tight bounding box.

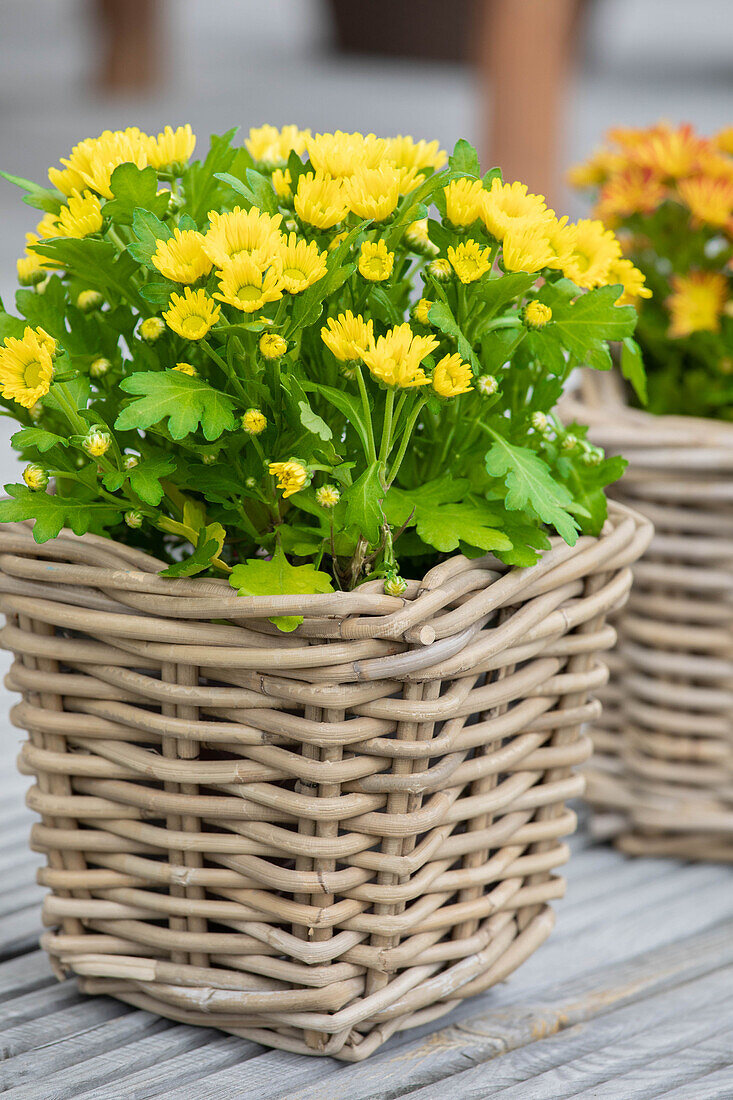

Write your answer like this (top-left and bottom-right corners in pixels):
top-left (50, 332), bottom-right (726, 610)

top-left (259, 333), bottom-right (287, 360)
top-left (413, 298), bottom-right (433, 326)
top-left (524, 301), bottom-right (553, 329)
top-left (531, 411), bottom-right (548, 432)
top-left (426, 258), bottom-right (452, 281)
top-left (22, 463), bottom-right (48, 491)
top-left (173, 362), bottom-right (197, 376)
top-left (123, 454), bottom-right (139, 470)
top-left (82, 429), bottom-right (111, 458)
top-left (77, 290), bottom-right (104, 313)
top-left (561, 433), bottom-right (578, 452)
top-left (124, 510), bottom-right (143, 529)
top-left (316, 484), bottom-right (340, 508)
top-left (477, 375), bottom-right (498, 396)
top-left (140, 317), bottom-right (166, 343)
top-left (201, 453), bottom-right (217, 465)
top-left (17, 255), bottom-right (45, 287)
top-left (384, 573), bottom-right (408, 597)
top-left (242, 408), bottom-right (267, 435)
top-left (90, 357), bottom-right (112, 378)
top-left (245, 476), bottom-right (257, 489)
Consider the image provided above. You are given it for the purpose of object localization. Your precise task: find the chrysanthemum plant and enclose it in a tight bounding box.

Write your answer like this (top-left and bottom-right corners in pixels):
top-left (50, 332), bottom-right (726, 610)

top-left (570, 121), bottom-right (733, 418)
top-left (0, 124), bottom-right (640, 622)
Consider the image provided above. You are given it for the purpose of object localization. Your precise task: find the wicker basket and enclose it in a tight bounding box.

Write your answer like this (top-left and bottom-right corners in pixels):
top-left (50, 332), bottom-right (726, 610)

top-left (564, 373), bottom-right (733, 862)
top-left (0, 504), bottom-right (648, 1060)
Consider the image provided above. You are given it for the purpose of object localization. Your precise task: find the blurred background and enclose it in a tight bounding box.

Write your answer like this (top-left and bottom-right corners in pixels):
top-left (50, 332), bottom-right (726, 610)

top-left (0, 0), bottom-right (731, 475)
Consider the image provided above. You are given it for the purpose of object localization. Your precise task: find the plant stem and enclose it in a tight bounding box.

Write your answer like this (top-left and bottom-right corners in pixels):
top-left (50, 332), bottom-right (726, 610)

top-left (387, 395), bottom-right (426, 486)
top-left (378, 388), bottom-right (395, 468)
top-left (354, 365), bottom-right (377, 464)
top-left (200, 339), bottom-right (248, 403)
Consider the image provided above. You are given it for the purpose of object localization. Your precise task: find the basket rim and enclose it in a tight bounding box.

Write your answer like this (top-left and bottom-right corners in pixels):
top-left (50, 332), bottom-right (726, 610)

top-left (0, 502), bottom-right (650, 634)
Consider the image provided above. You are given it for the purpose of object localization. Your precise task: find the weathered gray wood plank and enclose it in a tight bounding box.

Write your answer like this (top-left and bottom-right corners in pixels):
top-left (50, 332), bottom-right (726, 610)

top-left (272, 924), bottom-right (730, 1100)
top-left (0, 949), bottom-right (53, 1000)
top-left (659, 1064), bottom-right (733, 1099)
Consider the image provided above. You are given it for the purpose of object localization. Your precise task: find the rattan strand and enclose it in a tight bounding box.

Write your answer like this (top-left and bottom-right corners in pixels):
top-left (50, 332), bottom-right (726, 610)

top-left (564, 373), bottom-right (733, 862)
top-left (1, 503), bottom-right (649, 1059)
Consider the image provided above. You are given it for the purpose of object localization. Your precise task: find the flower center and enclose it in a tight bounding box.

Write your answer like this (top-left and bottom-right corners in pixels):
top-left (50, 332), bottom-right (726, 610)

top-left (181, 315), bottom-right (206, 337)
top-left (236, 285), bottom-right (262, 303)
top-left (23, 360), bottom-right (43, 389)
top-left (283, 267), bottom-right (307, 285)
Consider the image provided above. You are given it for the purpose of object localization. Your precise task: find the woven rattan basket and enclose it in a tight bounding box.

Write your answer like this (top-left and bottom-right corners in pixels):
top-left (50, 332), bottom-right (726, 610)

top-left (565, 373), bottom-right (733, 862)
top-left (1, 504), bottom-right (648, 1060)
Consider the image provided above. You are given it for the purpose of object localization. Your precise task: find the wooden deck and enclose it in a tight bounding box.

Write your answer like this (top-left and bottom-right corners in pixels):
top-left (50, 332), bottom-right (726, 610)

top-left (1, 683), bottom-right (732, 1098)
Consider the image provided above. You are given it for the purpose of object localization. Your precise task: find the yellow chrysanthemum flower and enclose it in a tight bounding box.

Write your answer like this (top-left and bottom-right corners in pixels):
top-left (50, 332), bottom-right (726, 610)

top-left (561, 219), bottom-right (622, 289)
top-left (306, 130), bottom-right (375, 178)
top-left (147, 124), bottom-right (196, 171)
top-left (501, 221), bottom-right (555, 273)
top-left (606, 258), bottom-right (652, 306)
top-left (16, 253), bottom-right (45, 286)
top-left (259, 333), bottom-right (287, 359)
top-left (57, 127), bottom-right (150, 199)
top-left (204, 207), bottom-right (283, 268)
top-left (447, 240), bottom-right (491, 283)
top-left (214, 254), bottom-right (284, 313)
top-left (275, 233), bottom-right (328, 294)
top-left (173, 362), bottom-right (198, 376)
top-left (0, 328), bottom-right (55, 408)
top-left (35, 212), bottom-right (61, 241)
top-left (327, 230), bottom-right (349, 253)
top-left (242, 408), bottom-right (267, 435)
top-left (481, 179), bottom-right (550, 241)
top-left (56, 190), bottom-right (103, 239)
top-left (413, 297), bottom-right (433, 325)
top-left (343, 165), bottom-right (401, 221)
top-left (48, 164), bottom-right (86, 197)
top-left (432, 353), bottom-right (473, 397)
top-left (524, 301), bottom-right (553, 328)
top-left (676, 174), bottom-right (733, 229)
top-left (444, 178), bottom-right (485, 227)
top-left (358, 239), bottom-right (394, 282)
top-left (667, 271), bottom-right (726, 338)
top-left (246, 124), bottom-right (311, 167)
top-left (384, 135), bottom-right (447, 184)
top-left (294, 172), bottom-right (349, 229)
top-left (163, 288), bottom-right (221, 340)
top-left (152, 228), bottom-right (213, 284)
top-left (540, 215), bottom-right (577, 271)
top-left (321, 311), bottom-right (374, 362)
top-left (360, 323), bottom-right (438, 389)
top-left (272, 168), bottom-right (292, 200)
top-left (269, 459), bottom-right (309, 497)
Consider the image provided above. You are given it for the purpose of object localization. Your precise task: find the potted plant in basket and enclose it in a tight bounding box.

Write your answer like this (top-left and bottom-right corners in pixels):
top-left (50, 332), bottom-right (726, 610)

top-left (566, 121), bottom-right (733, 861)
top-left (0, 123), bottom-right (649, 1059)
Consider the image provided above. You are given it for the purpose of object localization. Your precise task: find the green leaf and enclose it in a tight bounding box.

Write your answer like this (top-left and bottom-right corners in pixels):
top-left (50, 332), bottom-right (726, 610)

top-left (0, 485), bottom-right (120, 542)
top-left (104, 164), bottom-right (170, 225)
top-left (187, 128), bottom-right (240, 223)
top-left (540, 284), bottom-right (638, 361)
top-left (484, 436), bottom-right (579, 544)
top-left (161, 522), bottom-right (226, 577)
top-left (213, 168), bottom-right (278, 215)
top-left (559, 452), bottom-right (627, 537)
top-left (368, 286), bottom-right (403, 327)
top-left (384, 477), bottom-right (511, 554)
top-left (476, 272), bottom-right (536, 318)
top-left (127, 209), bottom-right (172, 269)
top-left (304, 382), bottom-right (372, 457)
top-left (448, 139), bottom-right (480, 178)
top-left (428, 300), bottom-right (480, 372)
top-left (229, 544), bottom-right (334, 631)
top-left (33, 238), bottom-right (141, 304)
top-left (11, 427), bottom-right (69, 453)
top-left (116, 372), bottom-right (235, 441)
top-left (342, 465), bottom-right (384, 543)
top-left (0, 169), bottom-right (63, 214)
top-left (128, 456), bottom-right (177, 506)
top-left (298, 400), bottom-right (332, 442)
top-left (139, 278), bottom-right (176, 309)
top-left (620, 336), bottom-right (648, 405)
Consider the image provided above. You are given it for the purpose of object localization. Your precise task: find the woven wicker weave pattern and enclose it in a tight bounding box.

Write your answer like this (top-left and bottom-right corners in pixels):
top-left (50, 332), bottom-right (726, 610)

top-left (0, 503), bottom-right (648, 1060)
top-left (566, 374), bottom-right (733, 863)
